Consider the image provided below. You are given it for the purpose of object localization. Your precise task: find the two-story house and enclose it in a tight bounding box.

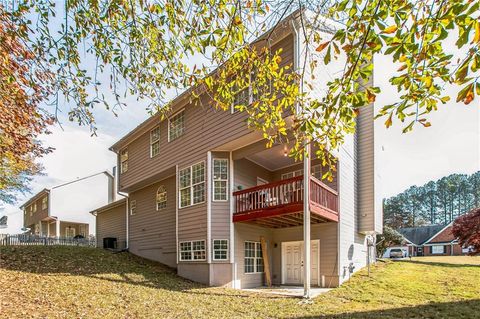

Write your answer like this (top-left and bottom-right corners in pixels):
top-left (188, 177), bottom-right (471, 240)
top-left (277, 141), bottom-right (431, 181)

top-left (21, 171), bottom-right (115, 237)
top-left (93, 10), bottom-right (382, 289)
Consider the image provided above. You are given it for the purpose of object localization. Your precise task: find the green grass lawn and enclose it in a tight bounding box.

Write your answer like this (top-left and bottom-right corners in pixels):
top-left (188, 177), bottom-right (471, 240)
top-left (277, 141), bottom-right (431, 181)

top-left (1, 246), bottom-right (479, 319)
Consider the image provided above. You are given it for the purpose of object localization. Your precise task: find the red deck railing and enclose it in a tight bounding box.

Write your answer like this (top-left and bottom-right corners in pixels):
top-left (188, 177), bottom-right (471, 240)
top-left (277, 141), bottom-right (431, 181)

top-left (233, 175), bottom-right (338, 219)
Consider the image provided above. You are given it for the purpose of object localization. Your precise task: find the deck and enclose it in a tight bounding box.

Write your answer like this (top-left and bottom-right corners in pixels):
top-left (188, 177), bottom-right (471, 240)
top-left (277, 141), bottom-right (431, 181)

top-left (233, 175), bottom-right (339, 228)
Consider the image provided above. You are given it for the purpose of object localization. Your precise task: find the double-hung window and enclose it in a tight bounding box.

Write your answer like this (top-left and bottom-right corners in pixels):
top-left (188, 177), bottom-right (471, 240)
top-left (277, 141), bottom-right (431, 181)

top-left (120, 149), bottom-right (128, 174)
top-left (179, 162), bottom-right (205, 208)
top-left (168, 110), bottom-right (185, 141)
top-left (179, 240), bottom-right (206, 261)
top-left (281, 169), bottom-right (303, 180)
top-left (150, 126), bottom-right (160, 157)
top-left (156, 185), bottom-right (167, 210)
top-left (213, 239), bottom-right (228, 261)
top-left (244, 241), bottom-right (264, 273)
top-left (41, 197), bottom-right (48, 210)
top-left (33, 203), bottom-right (37, 212)
top-left (213, 159), bottom-right (228, 201)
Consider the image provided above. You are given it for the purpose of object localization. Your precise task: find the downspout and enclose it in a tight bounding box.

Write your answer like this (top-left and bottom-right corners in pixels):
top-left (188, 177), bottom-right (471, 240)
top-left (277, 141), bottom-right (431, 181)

top-left (291, 15), bottom-right (311, 299)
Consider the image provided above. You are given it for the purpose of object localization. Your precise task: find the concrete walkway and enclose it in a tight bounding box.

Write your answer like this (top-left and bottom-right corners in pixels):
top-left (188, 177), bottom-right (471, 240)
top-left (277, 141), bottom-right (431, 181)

top-left (243, 286), bottom-right (332, 298)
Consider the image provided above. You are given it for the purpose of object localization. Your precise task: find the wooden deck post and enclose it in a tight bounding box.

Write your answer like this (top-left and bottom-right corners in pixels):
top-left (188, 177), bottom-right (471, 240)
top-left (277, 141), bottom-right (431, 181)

top-left (260, 236), bottom-right (272, 287)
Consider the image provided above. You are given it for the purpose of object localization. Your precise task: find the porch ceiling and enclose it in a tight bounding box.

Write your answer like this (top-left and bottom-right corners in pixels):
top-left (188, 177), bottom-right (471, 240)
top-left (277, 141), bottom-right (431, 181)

top-left (246, 143), bottom-right (297, 171)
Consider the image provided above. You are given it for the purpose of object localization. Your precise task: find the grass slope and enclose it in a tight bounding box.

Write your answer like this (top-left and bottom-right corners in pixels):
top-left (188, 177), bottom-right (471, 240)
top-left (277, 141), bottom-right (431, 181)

top-left (0, 246), bottom-right (479, 319)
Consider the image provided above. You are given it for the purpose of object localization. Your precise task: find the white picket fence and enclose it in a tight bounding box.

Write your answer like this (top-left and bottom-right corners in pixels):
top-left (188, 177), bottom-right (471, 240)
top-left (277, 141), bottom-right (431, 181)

top-left (0, 234), bottom-right (96, 247)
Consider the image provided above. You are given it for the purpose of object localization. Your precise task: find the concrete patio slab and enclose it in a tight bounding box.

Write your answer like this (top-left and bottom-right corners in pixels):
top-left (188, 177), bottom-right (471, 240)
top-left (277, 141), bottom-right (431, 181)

top-left (243, 286), bottom-right (332, 298)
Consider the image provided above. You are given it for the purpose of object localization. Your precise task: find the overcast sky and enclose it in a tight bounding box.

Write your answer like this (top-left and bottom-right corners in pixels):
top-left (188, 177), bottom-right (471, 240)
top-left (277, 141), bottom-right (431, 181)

top-left (1, 16), bottom-right (479, 234)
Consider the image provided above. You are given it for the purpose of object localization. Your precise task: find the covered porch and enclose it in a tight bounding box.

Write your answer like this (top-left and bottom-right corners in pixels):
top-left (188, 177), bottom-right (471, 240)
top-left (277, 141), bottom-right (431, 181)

top-left (231, 140), bottom-right (339, 228)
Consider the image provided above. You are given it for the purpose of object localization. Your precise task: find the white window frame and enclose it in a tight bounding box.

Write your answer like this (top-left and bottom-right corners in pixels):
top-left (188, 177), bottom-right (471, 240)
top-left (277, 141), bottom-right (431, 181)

top-left (244, 241), bottom-right (264, 274)
top-left (33, 203), bottom-right (37, 212)
top-left (150, 126), bottom-right (160, 158)
top-left (179, 161), bottom-right (205, 208)
top-left (281, 169), bottom-right (303, 180)
top-left (130, 200), bottom-right (137, 216)
top-left (41, 197), bottom-right (48, 210)
top-left (179, 240), bottom-right (206, 261)
top-left (212, 239), bottom-right (229, 261)
top-left (120, 149), bottom-right (128, 174)
top-left (168, 109), bottom-right (185, 142)
top-left (431, 245), bottom-right (445, 254)
top-left (213, 158), bottom-right (228, 202)
top-left (156, 185), bottom-right (167, 211)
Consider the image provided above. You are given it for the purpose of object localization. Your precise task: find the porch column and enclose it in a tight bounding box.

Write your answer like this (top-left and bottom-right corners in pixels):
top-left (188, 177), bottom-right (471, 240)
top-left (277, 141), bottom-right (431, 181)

top-left (303, 142), bottom-right (311, 298)
top-left (56, 219), bottom-right (60, 238)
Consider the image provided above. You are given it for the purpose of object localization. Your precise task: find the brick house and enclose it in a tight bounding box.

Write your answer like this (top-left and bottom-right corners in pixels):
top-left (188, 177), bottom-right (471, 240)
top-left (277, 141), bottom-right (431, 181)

top-left (398, 223), bottom-right (469, 256)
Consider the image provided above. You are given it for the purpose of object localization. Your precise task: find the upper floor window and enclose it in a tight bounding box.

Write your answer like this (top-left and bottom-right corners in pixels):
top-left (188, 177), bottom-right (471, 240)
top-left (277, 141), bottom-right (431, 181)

top-left (32, 203), bottom-right (37, 212)
top-left (130, 200), bottom-right (136, 215)
top-left (168, 110), bottom-right (185, 142)
top-left (120, 149), bottom-right (128, 174)
top-left (311, 164), bottom-right (322, 180)
top-left (150, 126), bottom-right (160, 157)
top-left (281, 169), bottom-right (303, 180)
top-left (156, 185), bottom-right (167, 210)
top-left (41, 197), bottom-right (48, 210)
top-left (232, 86), bottom-right (250, 113)
top-left (179, 162), bottom-right (205, 208)
top-left (213, 159), bottom-right (228, 201)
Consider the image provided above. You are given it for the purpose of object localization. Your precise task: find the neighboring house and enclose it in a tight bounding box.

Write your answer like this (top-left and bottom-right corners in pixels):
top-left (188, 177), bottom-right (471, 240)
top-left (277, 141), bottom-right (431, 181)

top-left (93, 10), bottom-right (382, 289)
top-left (20, 171), bottom-right (115, 238)
top-left (91, 198), bottom-right (127, 249)
top-left (398, 223), bottom-right (468, 256)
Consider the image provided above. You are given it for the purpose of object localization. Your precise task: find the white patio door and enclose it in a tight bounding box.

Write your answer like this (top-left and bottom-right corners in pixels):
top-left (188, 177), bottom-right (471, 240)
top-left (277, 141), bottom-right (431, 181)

top-left (284, 242), bottom-right (303, 284)
top-left (282, 240), bottom-right (320, 286)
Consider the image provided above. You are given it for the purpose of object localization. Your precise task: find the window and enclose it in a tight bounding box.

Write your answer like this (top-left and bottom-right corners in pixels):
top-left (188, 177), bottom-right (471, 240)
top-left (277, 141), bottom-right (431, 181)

top-left (150, 126), bottom-right (160, 157)
top-left (213, 239), bottom-right (229, 261)
top-left (120, 149), bottom-right (128, 174)
top-left (29, 206), bottom-right (32, 217)
top-left (311, 164), bottom-right (322, 180)
top-left (251, 70), bottom-right (273, 102)
top-left (232, 86), bottom-right (250, 111)
top-left (41, 197), bottom-right (48, 210)
top-left (33, 203), bottom-right (37, 212)
top-left (179, 162), bottom-right (205, 208)
top-left (156, 185), bottom-right (167, 210)
top-left (65, 227), bottom-right (75, 238)
top-left (79, 224), bottom-right (87, 237)
top-left (179, 240), bottom-right (206, 261)
top-left (168, 110), bottom-right (185, 141)
top-left (431, 245), bottom-right (445, 254)
top-left (130, 200), bottom-right (137, 216)
top-left (244, 241), bottom-right (263, 273)
top-left (281, 169), bottom-right (303, 180)
top-left (213, 159), bottom-right (228, 201)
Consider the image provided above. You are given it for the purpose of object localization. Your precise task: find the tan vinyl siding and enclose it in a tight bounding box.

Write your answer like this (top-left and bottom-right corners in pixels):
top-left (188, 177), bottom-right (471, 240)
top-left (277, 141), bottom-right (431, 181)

top-left (234, 158), bottom-right (273, 190)
top-left (117, 34), bottom-right (294, 192)
top-left (211, 152), bottom-right (231, 261)
top-left (356, 103), bottom-right (377, 233)
top-left (96, 203), bottom-right (126, 248)
top-left (271, 223), bottom-right (339, 287)
top-left (234, 223), bottom-right (273, 289)
top-left (23, 194), bottom-right (49, 227)
top-left (128, 176), bottom-right (177, 268)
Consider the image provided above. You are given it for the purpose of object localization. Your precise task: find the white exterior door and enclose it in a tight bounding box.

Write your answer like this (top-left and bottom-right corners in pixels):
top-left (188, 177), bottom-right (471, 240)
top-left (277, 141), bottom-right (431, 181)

top-left (284, 242), bottom-right (303, 284)
top-left (282, 240), bottom-right (320, 286)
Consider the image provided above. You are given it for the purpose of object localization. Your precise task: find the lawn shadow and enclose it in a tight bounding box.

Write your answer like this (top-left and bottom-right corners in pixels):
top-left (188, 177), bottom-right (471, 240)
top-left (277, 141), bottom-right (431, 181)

top-left (0, 245), bottom-right (278, 300)
top-left (398, 259), bottom-right (480, 268)
top-left (293, 299), bottom-right (480, 319)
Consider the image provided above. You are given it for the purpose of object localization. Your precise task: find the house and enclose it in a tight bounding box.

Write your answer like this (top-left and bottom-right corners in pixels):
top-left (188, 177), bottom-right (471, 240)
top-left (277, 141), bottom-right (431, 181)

top-left (91, 198), bottom-right (127, 249)
top-left (20, 171), bottom-right (115, 238)
top-left (93, 10), bottom-right (382, 289)
top-left (398, 223), bottom-right (468, 256)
